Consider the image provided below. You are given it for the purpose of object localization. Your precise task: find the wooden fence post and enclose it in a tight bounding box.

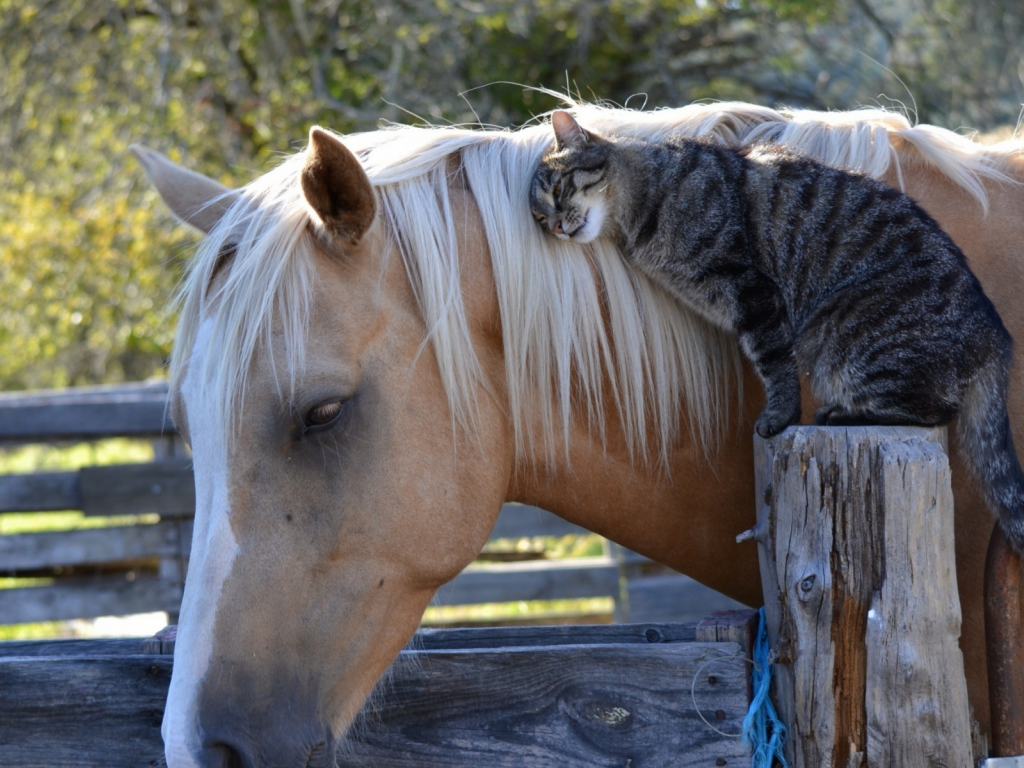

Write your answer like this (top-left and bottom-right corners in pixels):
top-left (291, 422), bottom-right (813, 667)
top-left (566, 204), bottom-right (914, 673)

top-left (750, 426), bottom-right (973, 768)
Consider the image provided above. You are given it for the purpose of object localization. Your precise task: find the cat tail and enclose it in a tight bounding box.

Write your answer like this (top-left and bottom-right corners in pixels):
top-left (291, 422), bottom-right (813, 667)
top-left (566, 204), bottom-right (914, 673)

top-left (958, 353), bottom-right (1024, 552)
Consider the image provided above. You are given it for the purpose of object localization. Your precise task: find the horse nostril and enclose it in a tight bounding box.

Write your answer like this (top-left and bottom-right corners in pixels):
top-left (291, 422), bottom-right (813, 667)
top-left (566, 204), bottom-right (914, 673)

top-left (307, 739), bottom-right (337, 768)
top-left (203, 742), bottom-right (245, 768)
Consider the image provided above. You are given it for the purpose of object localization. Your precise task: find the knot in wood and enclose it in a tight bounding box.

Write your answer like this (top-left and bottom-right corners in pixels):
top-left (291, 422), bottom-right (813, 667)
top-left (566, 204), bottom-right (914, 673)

top-left (797, 574), bottom-right (817, 600)
top-left (589, 702), bottom-right (632, 728)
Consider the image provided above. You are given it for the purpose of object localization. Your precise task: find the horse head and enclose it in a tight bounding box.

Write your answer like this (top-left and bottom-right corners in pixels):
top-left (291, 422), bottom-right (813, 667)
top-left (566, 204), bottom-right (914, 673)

top-left (137, 129), bottom-right (512, 768)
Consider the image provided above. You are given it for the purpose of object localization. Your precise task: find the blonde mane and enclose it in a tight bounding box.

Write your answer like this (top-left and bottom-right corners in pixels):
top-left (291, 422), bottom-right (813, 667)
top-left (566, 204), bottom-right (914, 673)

top-left (170, 100), bottom-right (1023, 464)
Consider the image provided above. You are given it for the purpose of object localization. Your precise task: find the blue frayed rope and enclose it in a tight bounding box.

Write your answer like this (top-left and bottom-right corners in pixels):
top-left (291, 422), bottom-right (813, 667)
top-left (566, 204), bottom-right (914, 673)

top-left (743, 607), bottom-right (788, 767)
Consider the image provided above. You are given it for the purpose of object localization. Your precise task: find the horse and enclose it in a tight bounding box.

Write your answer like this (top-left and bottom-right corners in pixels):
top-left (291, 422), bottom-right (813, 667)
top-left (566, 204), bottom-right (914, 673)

top-left (133, 101), bottom-right (1024, 767)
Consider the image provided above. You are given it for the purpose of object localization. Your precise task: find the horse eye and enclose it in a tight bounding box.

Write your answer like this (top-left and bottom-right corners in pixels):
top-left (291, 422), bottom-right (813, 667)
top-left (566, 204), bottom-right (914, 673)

top-left (304, 399), bottom-right (347, 430)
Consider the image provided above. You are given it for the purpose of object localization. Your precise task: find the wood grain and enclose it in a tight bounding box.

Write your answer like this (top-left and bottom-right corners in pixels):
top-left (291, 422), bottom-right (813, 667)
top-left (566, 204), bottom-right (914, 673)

top-left (0, 655), bottom-right (170, 768)
top-left (412, 620), bottom-right (705, 651)
top-left (345, 642), bottom-right (750, 767)
top-left (0, 637), bottom-right (145, 657)
top-left (127, 621), bottom-right (708, 657)
top-left (0, 638), bottom-right (751, 767)
top-left (865, 439), bottom-right (973, 767)
top-left (753, 426), bottom-right (972, 768)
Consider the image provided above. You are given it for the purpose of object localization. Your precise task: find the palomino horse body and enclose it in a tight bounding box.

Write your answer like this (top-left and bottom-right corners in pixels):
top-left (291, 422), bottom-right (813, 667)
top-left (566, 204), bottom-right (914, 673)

top-left (135, 103), bottom-right (1024, 767)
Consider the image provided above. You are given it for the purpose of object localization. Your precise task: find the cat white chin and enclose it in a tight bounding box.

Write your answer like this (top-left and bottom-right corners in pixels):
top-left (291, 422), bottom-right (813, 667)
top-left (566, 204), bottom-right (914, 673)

top-left (571, 202), bottom-right (606, 243)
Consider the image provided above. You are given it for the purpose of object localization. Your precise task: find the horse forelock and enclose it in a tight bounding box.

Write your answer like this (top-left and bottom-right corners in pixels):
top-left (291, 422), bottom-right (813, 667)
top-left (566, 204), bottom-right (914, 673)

top-left (168, 100), bottom-right (1021, 465)
top-left (169, 155), bottom-right (316, 452)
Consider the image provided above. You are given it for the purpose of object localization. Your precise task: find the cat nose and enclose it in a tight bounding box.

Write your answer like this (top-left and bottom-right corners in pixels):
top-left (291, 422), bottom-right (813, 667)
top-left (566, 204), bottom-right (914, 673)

top-left (551, 221), bottom-right (564, 234)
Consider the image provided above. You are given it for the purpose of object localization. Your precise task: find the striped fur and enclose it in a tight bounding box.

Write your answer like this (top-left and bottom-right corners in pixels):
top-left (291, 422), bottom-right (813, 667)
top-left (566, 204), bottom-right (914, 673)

top-left (532, 113), bottom-right (1024, 549)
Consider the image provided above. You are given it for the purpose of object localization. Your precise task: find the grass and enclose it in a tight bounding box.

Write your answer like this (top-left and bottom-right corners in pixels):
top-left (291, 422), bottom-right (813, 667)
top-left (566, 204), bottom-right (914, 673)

top-left (0, 437), bottom-right (155, 473)
top-left (423, 597), bottom-right (615, 627)
top-left (0, 621), bottom-right (80, 640)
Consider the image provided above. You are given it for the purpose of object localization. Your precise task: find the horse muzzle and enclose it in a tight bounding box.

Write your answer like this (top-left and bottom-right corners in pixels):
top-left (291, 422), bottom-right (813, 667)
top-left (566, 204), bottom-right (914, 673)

top-left (194, 722), bottom-right (338, 768)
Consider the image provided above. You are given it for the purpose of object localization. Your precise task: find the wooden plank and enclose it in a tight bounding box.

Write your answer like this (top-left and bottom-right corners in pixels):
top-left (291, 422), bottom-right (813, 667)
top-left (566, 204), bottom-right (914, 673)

top-left (80, 460), bottom-right (195, 517)
top-left (0, 642), bottom-right (749, 767)
top-left (0, 381), bottom-right (169, 405)
top-left (0, 558), bottom-right (612, 625)
top-left (344, 642), bottom-right (749, 766)
top-left (413, 621), bottom-right (700, 650)
top-left (695, 609), bottom-right (759, 648)
top-left (0, 471), bottom-right (80, 512)
top-left (132, 621), bottom-right (703, 657)
top-left (0, 461), bottom-right (196, 516)
top-left (753, 426), bottom-right (972, 768)
top-left (489, 503), bottom-right (591, 539)
top-left (0, 576), bottom-right (183, 624)
top-left (0, 382), bottom-right (173, 443)
top-left (0, 638), bottom-right (144, 657)
top-left (626, 573), bottom-right (749, 623)
top-left (0, 520), bottom-right (189, 571)
top-left (0, 655), bottom-right (170, 767)
top-left (434, 558), bottom-right (620, 606)
top-left (0, 463), bottom-right (195, 517)
top-left (140, 625), bottom-right (178, 655)
top-left (865, 438), bottom-right (973, 766)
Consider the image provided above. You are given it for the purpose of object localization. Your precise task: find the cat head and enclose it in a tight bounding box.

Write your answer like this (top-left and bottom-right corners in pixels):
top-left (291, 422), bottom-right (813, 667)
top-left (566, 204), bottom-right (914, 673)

top-left (530, 111), bottom-right (612, 244)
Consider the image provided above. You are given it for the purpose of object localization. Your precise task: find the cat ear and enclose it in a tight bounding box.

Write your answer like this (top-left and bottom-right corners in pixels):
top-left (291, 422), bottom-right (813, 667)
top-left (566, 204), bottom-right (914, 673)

top-left (551, 111), bottom-right (588, 151)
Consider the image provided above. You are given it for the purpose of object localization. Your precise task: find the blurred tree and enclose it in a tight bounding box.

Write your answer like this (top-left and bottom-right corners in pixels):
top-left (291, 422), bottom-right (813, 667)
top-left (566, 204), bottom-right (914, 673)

top-left (1, 0), bottom-right (1020, 389)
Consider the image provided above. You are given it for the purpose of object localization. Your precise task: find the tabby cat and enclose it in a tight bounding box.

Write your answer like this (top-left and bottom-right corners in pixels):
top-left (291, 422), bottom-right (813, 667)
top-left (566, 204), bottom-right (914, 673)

top-left (530, 109), bottom-right (1024, 551)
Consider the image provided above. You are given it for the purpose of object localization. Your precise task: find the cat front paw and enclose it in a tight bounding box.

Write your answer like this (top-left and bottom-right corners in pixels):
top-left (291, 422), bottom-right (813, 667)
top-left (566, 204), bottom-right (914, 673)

top-left (755, 408), bottom-right (798, 438)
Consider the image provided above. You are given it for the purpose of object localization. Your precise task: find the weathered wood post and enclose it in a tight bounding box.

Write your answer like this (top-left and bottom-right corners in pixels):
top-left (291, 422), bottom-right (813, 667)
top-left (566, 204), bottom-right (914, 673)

top-left (748, 426), bottom-right (973, 767)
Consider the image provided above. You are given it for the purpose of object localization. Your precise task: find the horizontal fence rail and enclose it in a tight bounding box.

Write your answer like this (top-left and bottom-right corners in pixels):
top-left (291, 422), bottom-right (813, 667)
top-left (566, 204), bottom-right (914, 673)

top-left (0, 382), bottom-right (173, 443)
top-left (0, 614), bottom-right (757, 767)
top-left (0, 383), bottom-right (745, 626)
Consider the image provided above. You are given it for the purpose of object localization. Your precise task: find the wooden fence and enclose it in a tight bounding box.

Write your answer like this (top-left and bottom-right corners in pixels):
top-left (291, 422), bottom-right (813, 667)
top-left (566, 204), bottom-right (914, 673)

top-left (0, 418), bottom-right (992, 765)
top-left (0, 609), bottom-right (758, 767)
top-left (0, 382), bottom-right (743, 628)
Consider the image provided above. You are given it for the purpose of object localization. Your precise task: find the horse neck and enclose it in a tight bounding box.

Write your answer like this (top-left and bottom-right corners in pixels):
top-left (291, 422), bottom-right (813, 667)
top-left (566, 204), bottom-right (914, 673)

top-left (890, 153), bottom-right (1024, 325)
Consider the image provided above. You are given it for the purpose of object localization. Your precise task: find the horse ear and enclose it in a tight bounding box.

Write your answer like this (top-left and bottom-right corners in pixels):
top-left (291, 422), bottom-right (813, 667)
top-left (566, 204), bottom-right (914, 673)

top-left (131, 145), bottom-right (238, 234)
top-left (301, 127), bottom-right (376, 244)
top-left (551, 111), bottom-right (587, 151)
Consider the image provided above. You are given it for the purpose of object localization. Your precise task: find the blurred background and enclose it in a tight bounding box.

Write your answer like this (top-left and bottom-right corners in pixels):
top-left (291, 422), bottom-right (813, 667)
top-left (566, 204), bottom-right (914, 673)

top-left (1, 0), bottom-right (1022, 638)
top-left (2, 0), bottom-right (1023, 391)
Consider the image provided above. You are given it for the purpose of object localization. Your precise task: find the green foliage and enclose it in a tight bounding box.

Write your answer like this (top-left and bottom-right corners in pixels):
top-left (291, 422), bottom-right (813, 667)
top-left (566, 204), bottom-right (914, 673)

top-left (1, 0), bottom-right (1020, 390)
